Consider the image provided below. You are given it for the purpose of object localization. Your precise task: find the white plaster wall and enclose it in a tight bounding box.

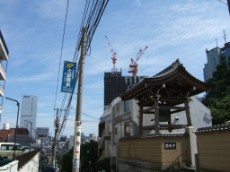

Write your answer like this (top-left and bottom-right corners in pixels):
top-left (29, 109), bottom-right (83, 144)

top-left (18, 152), bottom-right (40, 172)
top-left (171, 96), bottom-right (212, 132)
top-left (0, 161), bottom-right (18, 172)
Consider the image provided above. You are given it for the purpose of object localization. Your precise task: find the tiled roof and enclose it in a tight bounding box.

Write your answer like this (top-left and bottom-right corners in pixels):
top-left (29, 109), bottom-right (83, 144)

top-left (196, 123), bottom-right (230, 133)
top-left (121, 59), bottom-right (208, 105)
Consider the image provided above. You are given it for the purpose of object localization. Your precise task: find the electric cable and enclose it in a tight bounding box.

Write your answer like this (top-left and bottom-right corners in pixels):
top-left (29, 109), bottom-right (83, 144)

top-left (57, 0), bottom-right (110, 138)
top-left (54, 0), bottom-right (70, 110)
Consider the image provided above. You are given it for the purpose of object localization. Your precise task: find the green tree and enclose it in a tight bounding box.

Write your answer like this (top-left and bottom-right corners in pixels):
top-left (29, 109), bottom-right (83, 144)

top-left (95, 157), bottom-right (110, 172)
top-left (60, 140), bottom-right (98, 172)
top-left (60, 148), bottom-right (73, 172)
top-left (80, 140), bottom-right (98, 172)
top-left (210, 96), bottom-right (230, 124)
top-left (203, 61), bottom-right (230, 125)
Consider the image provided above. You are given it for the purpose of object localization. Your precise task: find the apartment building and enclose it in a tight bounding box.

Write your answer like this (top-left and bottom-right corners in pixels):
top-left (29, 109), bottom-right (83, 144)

top-left (203, 42), bottom-right (230, 81)
top-left (0, 30), bottom-right (9, 115)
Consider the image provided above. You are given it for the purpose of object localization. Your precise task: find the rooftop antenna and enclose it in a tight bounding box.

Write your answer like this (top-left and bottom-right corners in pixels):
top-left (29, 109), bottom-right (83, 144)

top-left (215, 38), bottom-right (219, 47)
top-left (223, 29), bottom-right (227, 43)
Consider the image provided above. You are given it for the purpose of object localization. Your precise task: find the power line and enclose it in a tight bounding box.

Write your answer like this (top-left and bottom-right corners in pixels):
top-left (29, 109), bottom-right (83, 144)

top-left (217, 0), bottom-right (227, 5)
top-left (57, 0), bottom-right (109, 139)
top-left (54, 0), bottom-right (70, 109)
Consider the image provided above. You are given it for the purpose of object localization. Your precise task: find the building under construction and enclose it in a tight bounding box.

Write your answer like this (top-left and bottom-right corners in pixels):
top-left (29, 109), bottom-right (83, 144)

top-left (104, 71), bottom-right (145, 107)
top-left (104, 36), bottom-right (148, 107)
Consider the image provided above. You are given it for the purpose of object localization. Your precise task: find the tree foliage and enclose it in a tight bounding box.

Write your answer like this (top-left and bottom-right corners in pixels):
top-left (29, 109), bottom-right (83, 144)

top-left (80, 140), bottom-right (98, 172)
top-left (203, 62), bottom-right (230, 125)
top-left (95, 157), bottom-right (110, 172)
top-left (60, 140), bottom-right (98, 172)
top-left (60, 148), bottom-right (73, 172)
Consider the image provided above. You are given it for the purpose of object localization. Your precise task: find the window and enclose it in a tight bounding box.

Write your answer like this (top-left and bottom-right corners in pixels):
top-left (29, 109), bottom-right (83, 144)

top-left (116, 104), bottom-right (120, 115)
top-left (1, 145), bottom-right (7, 150)
top-left (124, 121), bottom-right (131, 137)
top-left (124, 100), bottom-right (130, 112)
top-left (114, 127), bottom-right (118, 135)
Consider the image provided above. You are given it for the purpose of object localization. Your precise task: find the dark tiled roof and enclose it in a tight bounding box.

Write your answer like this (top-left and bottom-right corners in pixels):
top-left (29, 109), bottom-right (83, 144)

top-left (121, 59), bottom-right (208, 105)
top-left (196, 124), bottom-right (230, 133)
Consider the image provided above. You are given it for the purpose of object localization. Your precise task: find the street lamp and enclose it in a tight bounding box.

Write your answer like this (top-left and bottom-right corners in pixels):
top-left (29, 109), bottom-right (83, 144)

top-left (5, 97), bottom-right (20, 160)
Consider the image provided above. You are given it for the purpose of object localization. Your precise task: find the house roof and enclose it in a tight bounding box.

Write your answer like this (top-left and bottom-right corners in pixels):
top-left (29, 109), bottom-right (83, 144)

top-left (121, 59), bottom-right (208, 106)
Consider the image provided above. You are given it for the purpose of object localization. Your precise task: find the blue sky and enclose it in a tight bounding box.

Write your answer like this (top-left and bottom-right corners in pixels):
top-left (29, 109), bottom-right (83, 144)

top-left (0, 0), bottom-right (230, 137)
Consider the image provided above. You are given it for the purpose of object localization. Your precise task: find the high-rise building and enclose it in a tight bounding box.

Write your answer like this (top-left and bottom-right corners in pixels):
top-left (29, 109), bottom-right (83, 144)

top-left (203, 47), bottom-right (221, 81)
top-left (203, 42), bottom-right (230, 81)
top-left (0, 30), bottom-right (9, 115)
top-left (104, 71), bottom-right (145, 107)
top-left (221, 42), bottom-right (230, 69)
top-left (20, 95), bottom-right (38, 138)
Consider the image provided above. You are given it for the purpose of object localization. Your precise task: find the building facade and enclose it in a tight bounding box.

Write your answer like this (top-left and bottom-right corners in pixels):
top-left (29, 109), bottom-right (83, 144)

top-left (203, 42), bottom-right (230, 81)
top-left (104, 71), bottom-right (145, 107)
top-left (0, 30), bottom-right (9, 115)
top-left (20, 95), bottom-right (38, 139)
top-left (36, 127), bottom-right (49, 146)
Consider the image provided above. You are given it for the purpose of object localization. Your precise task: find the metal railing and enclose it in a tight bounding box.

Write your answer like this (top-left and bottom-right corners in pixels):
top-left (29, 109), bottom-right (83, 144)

top-left (165, 150), bottom-right (188, 171)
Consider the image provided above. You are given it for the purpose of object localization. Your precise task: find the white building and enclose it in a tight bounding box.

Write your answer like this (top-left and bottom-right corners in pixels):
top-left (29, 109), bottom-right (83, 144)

top-left (36, 127), bottom-right (49, 146)
top-left (203, 47), bottom-right (221, 81)
top-left (20, 95), bottom-right (38, 139)
top-left (99, 96), bottom-right (211, 160)
top-left (0, 30), bottom-right (9, 115)
top-left (203, 42), bottom-right (230, 81)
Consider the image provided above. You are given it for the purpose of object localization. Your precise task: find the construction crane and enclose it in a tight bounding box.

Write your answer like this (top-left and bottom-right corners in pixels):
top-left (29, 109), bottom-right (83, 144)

top-left (129, 46), bottom-right (148, 77)
top-left (105, 35), bottom-right (117, 72)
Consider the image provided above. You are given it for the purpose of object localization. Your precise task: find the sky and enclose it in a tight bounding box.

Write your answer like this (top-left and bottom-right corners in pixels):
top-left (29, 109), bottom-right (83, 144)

top-left (0, 0), bottom-right (230, 137)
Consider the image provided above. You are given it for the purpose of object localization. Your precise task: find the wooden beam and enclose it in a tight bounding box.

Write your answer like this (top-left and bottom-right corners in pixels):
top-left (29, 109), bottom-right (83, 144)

top-left (170, 108), bottom-right (186, 114)
top-left (154, 97), bottom-right (160, 134)
top-left (142, 124), bottom-right (187, 130)
top-left (142, 106), bottom-right (185, 114)
top-left (159, 96), bottom-right (187, 102)
top-left (139, 104), bottom-right (143, 136)
top-left (185, 100), bottom-right (192, 126)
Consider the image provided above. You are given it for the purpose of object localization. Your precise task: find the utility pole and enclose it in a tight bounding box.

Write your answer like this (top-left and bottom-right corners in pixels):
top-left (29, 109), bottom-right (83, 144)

top-left (52, 108), bottom-right (59, 170)
top-left (72, 27), bottom-right (87, 172)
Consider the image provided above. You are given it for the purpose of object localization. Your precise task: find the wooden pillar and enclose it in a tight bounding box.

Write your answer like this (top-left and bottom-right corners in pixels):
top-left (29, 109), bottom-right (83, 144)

top-left (154, 96), bottom-right (160, 134)
top-left (185, 98), bottom-right (192, 126)
top-left (139, 104), bottom-right (143, 136)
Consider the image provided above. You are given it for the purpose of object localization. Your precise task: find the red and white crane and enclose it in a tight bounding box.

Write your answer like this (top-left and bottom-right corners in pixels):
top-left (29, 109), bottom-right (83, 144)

top-left (129, 46), bottom-right (148, 77)
top-left (105, 35), bottom-right (117, 72)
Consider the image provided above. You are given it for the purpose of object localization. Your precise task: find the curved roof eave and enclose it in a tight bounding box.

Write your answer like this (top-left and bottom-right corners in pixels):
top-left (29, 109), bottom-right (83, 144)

top-left (121, 59), bottom-right (208, 100)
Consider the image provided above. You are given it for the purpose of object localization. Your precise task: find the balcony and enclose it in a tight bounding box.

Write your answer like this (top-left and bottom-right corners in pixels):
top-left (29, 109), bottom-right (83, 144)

top-left (0, 84), bottom-right (4, 97)
top-left (0, 62), bottom-right (6, 80)
top-left (0, 31), bottom-right (9, 61)
top-left (98, 130), bottom-right (110, 149)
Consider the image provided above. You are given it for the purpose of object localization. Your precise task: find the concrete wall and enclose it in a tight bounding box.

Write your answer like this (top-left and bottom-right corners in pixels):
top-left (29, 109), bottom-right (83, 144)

top-left (0, 161), bottom-right (18, 172)
top-left (18, 151), bottom-right (39, 172)
top-left (197, 125), bottom-right (230, 172)
top-left (118, 135), bottom-right (189, 171)
top-left (17, 149), bottom-right (40, 172)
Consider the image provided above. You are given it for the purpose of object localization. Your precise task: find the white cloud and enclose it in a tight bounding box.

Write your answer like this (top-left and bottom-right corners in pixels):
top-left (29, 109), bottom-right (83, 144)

top-left (1, 0), bottom-right (230, 137)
